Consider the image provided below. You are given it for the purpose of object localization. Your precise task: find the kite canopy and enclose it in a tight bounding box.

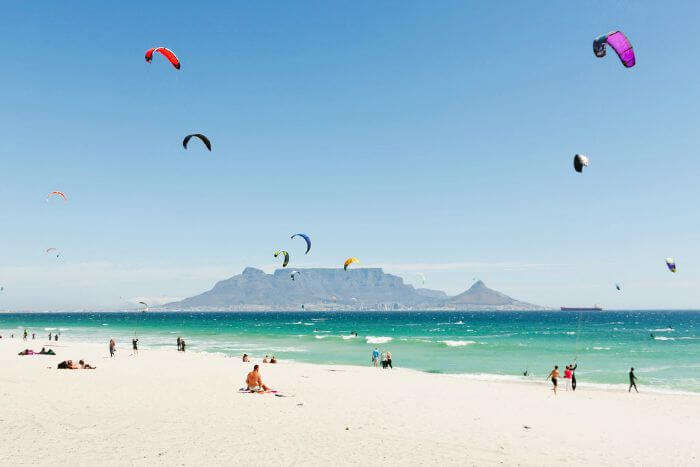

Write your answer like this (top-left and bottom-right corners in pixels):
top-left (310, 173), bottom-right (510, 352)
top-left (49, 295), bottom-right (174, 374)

top-left (45, 247), bottom-right (60, 258)
top-left (291, 270), bottom-right (301, 281)
top-left (665, 258), bottom-right (677, 273)
top-left (145, 47), bottom-right (181, 69)
top-left (344, 257), bottom-right (359, 271)
top-left (573, 154), bottom-right (589, 173)
top-left (615, 283), bottom-right (622, 292)
top-left (183, 134), bottom-right (211, 151)
top-left (47, 191), bottom-right (67, 202)
top-left (291, 233), bottom-right (311, 254)
top-left (274, 250), bottom-right (290, 268)
top-left (593, 31), bottom-right (635, 68)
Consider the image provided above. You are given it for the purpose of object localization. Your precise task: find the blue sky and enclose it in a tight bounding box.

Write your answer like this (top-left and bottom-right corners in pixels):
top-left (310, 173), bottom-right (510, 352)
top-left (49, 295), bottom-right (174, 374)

top-left (2, 1), bottom-right (700, 310)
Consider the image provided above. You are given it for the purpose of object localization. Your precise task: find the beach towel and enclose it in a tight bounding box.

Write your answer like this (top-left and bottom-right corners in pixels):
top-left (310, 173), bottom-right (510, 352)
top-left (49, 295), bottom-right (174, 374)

top-left (238, 388), bottom-right (287, 396)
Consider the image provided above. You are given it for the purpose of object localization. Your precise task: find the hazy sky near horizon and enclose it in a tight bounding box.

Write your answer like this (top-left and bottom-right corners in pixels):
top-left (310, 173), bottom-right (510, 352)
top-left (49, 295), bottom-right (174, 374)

top-left (2, 1), bottom-right (700, 310)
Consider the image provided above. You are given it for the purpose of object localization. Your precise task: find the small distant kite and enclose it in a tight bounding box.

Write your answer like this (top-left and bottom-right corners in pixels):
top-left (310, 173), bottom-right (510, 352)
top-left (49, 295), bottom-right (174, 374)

top-left (344, 257), bottom-right (359, 271)
top-left (145, 47), bottom-right (180, 69)
top-left (274, 250), bottom-right (290, 268)
top-left (573, 154), bottom-right (589, 173)
top-left (45, 247), bottom-right (60, 258)
top-left (183, 134), bottom-right (211, 151)
top-left (291, 233), bottom-right (311, 254)
top-left (593, 31), bottom-right (635, 68)
top-left (615, 283), bottom-right (622, 292)
top-left (137, 301), bottom-right (149, 312)
top-left (665, 258), bottom-right (677, 273)
top-left (46, 191), bottom-right (67, 202)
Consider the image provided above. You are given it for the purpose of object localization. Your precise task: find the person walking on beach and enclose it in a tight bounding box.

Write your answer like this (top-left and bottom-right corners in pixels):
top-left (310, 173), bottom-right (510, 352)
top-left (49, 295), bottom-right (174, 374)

top-left (132, 338), bottom-right (139, 356)
top-left (386, 350), bottom-right (393, 369)
top-left (546, 365), bottom-right (560, 395)
top-left (371, 347), bottom-right (379, 367)
top-left (629, 367), bottom-right (639, 393)
top-left (109, 338), bottom-right (116, 357)
top-left (23, 329), bottom-right (28, 340)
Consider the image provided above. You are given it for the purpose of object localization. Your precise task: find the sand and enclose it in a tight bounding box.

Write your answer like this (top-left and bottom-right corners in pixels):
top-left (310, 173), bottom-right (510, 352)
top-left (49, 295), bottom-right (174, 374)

top-left (0, 338), bottom-right (698, 466)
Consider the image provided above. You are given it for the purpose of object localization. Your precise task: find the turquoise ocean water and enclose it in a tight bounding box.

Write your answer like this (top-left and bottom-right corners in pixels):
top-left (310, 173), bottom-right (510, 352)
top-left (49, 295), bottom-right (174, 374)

top-left (1, 311), bottom-right (698, 393)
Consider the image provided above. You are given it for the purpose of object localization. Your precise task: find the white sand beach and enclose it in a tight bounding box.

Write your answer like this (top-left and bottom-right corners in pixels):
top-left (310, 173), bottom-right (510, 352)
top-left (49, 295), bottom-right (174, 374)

top-left (1, 338), bottom-right (698, 466)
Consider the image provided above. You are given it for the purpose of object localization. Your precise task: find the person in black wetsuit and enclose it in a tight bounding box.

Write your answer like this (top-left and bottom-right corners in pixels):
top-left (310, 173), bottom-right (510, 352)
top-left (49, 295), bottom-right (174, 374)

top-left (629, 367), bottom-right (638, 393)
top-left (570, 363), bottom-right (578, 391)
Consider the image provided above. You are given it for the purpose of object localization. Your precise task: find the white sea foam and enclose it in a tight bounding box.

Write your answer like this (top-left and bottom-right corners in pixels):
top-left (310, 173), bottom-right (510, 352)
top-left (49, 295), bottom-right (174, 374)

top-left (341, 335), bottom-right (356, 340)
top-left (441, 340), bottom-right (477, 347)
top-left (43, 327), bottom-right (57, 331)
top-left (314, 335), bottom-right (327, 339)
top-left (592, 346), bottom-right (611, 350)
top-left (565, 331), bottom-right (576, 335)
top-left (650, 328), bottom-right (674, 332)
top-left (654, 336), bottom-right (675, 341)
top-left (365, 336), bottom-right (392, 344)
top-left (454, 320), bottom-right (465, 325)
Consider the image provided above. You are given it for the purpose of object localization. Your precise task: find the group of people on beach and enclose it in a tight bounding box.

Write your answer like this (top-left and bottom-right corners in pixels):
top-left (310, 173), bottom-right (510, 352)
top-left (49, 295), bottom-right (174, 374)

top-left (57, 359), bottom-right (95, 370)
top-left (176, 337), bottom-right (186, 351)
top-left (546, 364), bottom-right (640, 394)
top-left (371, 347), bottom-right (393, 369)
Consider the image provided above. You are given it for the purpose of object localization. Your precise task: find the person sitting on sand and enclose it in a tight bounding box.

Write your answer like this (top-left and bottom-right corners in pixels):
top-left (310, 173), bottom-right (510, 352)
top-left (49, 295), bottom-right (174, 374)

top-left (546, 365), bottom-right (560, 395)
top-left (242, 354), bottom-right (250, 362)
top-left (246, 364), bottom-right (270, 392)
top-left (57, 360), bottom-right (80, 369)
top-left (263, 355), bottom-right (270, 363)
top-left (79, 360), bottom-right (96, 369)
top-left (270, 356), bottom-right (277, 364)
top-left (39, 347), bottom-right (47, 354)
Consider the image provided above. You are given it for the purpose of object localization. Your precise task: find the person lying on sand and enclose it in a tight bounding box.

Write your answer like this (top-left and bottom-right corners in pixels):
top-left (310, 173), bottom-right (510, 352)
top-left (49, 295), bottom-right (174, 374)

top-left (57, 360), bottom-right (80, 369)
top-left (79, 360), bottom-right (96, 369)
top-left (38, 347), bottom-right (56, 355)
top-left (18, 349), bottom-right (35, 356)
top-left (246, 364), bottom-right (270, 392)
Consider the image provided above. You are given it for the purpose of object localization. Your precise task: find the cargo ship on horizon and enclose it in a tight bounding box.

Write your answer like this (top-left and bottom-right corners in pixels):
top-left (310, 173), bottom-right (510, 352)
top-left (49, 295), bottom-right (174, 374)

top-left (560, 305), bottom-right (603, 311)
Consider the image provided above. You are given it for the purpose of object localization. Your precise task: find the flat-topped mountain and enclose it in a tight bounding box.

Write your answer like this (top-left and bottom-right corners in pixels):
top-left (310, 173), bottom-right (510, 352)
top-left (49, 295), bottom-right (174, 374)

top-left (164, 268), bottom-right (543, 311)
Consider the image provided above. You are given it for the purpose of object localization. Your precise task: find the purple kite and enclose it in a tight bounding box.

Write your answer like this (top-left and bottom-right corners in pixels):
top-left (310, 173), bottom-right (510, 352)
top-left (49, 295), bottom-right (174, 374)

top-left (593, 31), bottom-right (635, 68)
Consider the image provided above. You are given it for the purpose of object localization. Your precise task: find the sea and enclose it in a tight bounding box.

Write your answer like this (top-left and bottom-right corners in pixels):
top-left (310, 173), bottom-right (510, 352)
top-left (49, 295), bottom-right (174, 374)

top-left (2, 311), bottom-right (698, 394)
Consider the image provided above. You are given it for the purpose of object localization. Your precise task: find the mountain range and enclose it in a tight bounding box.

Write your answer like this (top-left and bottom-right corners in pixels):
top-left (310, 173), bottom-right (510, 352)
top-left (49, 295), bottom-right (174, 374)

top-left (164, 267), bottom-right (543, 311)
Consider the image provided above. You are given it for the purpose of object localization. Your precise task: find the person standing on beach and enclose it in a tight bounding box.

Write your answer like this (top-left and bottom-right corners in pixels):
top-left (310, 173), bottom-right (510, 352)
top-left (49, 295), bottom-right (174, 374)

top-left (48, 332), bottom-right (52, 341)
top-left (177, 337), bottom-right (182, 351)
top-left (570, 363), bottom-right (578, 391)
top-left (23, 329), bottom-right (28, 340)
top-left (386, 350), bottom-right (393, 369)
top-left (132, 338), bottom-right (139, 356)
top-left (109, 338), bottom-right (116, 357)
top-left (181, 339), bottom-right (186, 352)
top-left (629, 367), bottom-right (638, 393)
top-left (371, 347), bottom-right (379, 367)
top-left (546, 365), bottom-right (560, 395)
top-left (55, 334), bottom-right (59, 341)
